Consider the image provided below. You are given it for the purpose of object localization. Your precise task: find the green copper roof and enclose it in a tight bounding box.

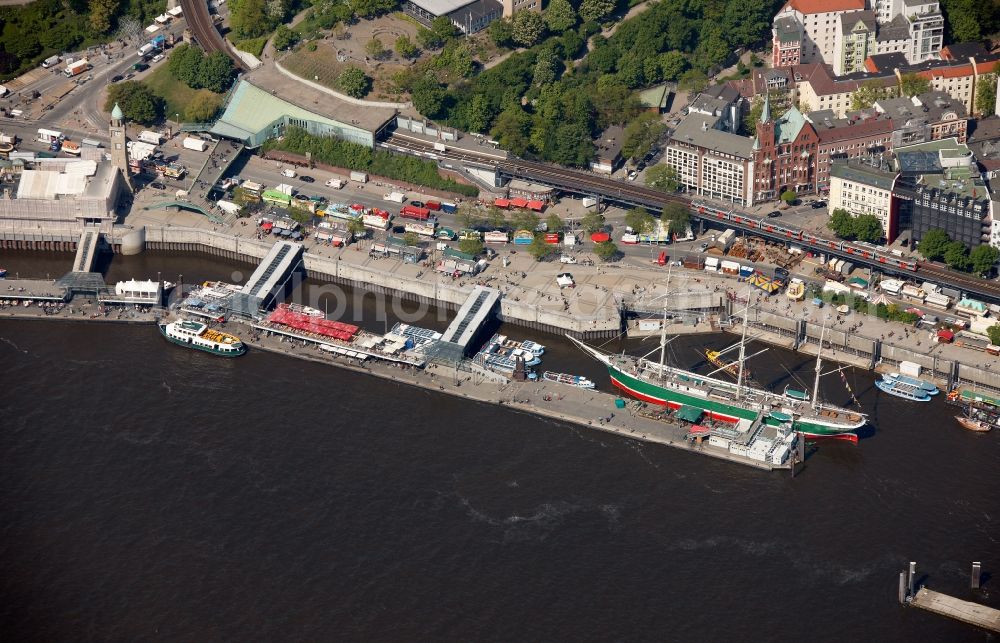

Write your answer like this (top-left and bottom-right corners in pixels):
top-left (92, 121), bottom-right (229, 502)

top-left (775, 106), bottom-right (806, 145)
top-left (111, 103), bottom-right (123, 120)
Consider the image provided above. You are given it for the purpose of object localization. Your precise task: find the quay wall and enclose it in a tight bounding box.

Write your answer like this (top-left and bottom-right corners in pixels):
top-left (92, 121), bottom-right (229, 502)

top-left (21, 225), bottom-right (621, 339)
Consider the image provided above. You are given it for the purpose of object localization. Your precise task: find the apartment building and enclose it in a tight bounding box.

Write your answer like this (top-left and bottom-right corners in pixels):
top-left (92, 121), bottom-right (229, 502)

top-left (665, 113), bottom-right (755, 206)
top-left (874, 90), bottom-right (968, 146)
top-left (772, 0), bottom-right (867, 65)
top-left (808, 109), bottom-right (895, 192)
top-left (828, 160), bottom-right (899, 241)
top-left (833, 11), bottom-right (877, 75)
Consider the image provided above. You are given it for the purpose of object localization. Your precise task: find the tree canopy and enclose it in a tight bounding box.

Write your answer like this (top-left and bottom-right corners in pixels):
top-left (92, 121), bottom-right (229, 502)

top-left (168, 44), bottom-right (235, 93)
top-left (975, 74), bottom-right (997, 116)
top-left (827, 209), bottom-right (883, 243)
top-left (528, 234), bottom-right (558, 260)
top-left (970, 244), bottom-right (999, 275)
top-left (104, 81), bottom-right (163, 124)
top-left (662, 202), bottom-right (689, 235)
top-left (917, 228), bottom-right (951, 261)
top-left (645, 164), bottom-right (679, 192)
top-left (899, 72), bottom-right (930, 98)
top-left (593, 240), bottom-right (619, 261)
top-left (337, 67), bottom-right (371, 98)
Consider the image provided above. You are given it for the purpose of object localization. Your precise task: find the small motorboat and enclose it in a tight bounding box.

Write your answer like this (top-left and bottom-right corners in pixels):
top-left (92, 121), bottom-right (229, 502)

top-left (543, 371), bottom-right (595, 389)
top-left (955, 415), bottom-right (992, 432)
top-left (0, 268), bottom-right (7, 279)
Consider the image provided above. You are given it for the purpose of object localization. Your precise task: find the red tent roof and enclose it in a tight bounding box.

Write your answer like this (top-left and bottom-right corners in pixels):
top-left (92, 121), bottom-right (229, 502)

top-left (494, 198), bottom-right (510, 208)
top-left (261, 222), bottom-right (273, 230)
top-left (510, 197), bottom-right (529, 208)
top-left (590, 232), bottom-right (610, 243)
top-left (937, 329), bottom-right (955, 341)
top-left (526, 200), bottom-right (544, 211)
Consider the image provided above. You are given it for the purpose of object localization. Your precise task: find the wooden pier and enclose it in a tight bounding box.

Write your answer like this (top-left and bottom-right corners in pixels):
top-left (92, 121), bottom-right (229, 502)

top-left (910, 587), bottom-right (1000, 633)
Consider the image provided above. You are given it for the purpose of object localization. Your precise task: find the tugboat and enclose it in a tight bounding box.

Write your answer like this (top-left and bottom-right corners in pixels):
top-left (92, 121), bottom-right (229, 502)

top-left (159, 319), bottom-right (246, 356)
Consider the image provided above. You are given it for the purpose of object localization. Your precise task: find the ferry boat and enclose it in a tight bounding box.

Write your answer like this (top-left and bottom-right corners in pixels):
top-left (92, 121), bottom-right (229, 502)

top-left (955, 415), bottom-right (992, 432)
top-left (875, 373), bottom-right (931, 402)
top-left (499, 335), bottom-right (545, 357)
top-left (158, 319), bottom-right (246, 356)
top-left (543, 371), bottom-right (596, 389)
top-left (569, 298), bottom-right (866, 440)
top-left (890, 373), bottom-right (939, 395)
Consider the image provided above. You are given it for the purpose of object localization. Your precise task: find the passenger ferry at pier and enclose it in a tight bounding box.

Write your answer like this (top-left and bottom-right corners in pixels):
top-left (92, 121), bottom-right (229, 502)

top-left (159, 319), bottom-right (246, 356)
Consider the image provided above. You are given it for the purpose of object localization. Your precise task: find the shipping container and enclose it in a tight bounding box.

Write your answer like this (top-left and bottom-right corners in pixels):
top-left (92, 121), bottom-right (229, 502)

top-left (704, 257), bottom-right (719, 272)
top-left (64, 59), bottom-right (89, 77)
top-left (433, 142), bottom-right (446, 152)
top-left (899, 361), bottom-right (922, 378)
top-left (720, 260), bottom-right (740, 275)
top-left (441, 202), bottom-right (457, 214)
top-left (138, 130), bottom-right (162, 145)
top-left (182, 137), bottom-right (208, 151)
top-left (581, 197), bottom-right (597, 208)
top-left (349, 171), bottom-right (368, 183)
top-left (382, 191), bottom-right (405, 203)
top-left (715, 228), bottom-right (736, 252)
top-left (400, 205), bottom-right (431, 220)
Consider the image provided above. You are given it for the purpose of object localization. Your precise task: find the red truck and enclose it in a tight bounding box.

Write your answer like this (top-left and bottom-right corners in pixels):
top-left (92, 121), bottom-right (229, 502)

top-left (400, 205), bottom-right (431, 220)
top-left (425, 200), bottom-right (442, 211)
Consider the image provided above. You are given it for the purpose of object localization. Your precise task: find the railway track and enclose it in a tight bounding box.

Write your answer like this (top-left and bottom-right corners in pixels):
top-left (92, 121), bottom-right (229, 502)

top-left (179, 0), bottom-right (248, 71)
top-left (389, 134), bottom-right (1000, 303)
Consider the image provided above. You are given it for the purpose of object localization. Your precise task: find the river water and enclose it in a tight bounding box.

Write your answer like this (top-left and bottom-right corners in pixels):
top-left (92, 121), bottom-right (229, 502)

top-left (0, 250), bottom-right (997, 641)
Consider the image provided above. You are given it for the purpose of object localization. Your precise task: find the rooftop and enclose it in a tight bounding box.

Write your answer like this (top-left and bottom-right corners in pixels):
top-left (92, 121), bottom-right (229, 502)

top-left (783, 0), bottom-right (865, 14)
top-left (876, 14), bottom-right (910, 42)
top-left (670, 114), bottom-right (753, 159)
top-left (407, 0), bottom-right (484, 15)
top-left (774, 16), bottom-right (802, 43)
top-left (595, 125), bottom-right (625, 161)
top-left (830, 160), bottom-right (897, 191)
top-left (840, 10), bottom-right (877, 34)
top-left (940, 42), bottom-right (987, 61)
top-left (774, 106), bottom-right (808, 145)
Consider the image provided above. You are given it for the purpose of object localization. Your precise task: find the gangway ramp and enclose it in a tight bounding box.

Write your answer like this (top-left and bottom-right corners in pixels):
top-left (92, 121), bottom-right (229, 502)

top-left (440, 285), bottom-right (501, 350)
top-left (238, 240), bottom-right (303, 312)
top-left (72, 228), bottom-right (100, 273)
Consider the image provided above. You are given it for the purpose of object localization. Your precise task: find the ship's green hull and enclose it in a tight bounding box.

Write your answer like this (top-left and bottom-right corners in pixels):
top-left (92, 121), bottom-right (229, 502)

top-left (608, 364), bottom-right (861, 439)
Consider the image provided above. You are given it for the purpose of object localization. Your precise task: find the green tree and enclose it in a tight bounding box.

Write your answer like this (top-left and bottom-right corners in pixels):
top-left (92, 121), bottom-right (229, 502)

top-left (337, 66), bottom-right (371, 98)
top-left (184, 90), bottom-right (223, 121)
top-left (579, 0), bottom-right (615, 23)
top-left (658, 51), bottom-right (688, 82)
top-left (987, 324), bottom-right (1000, 346)
top-left (621, 113), bottom-right (666, 161)
top-left (431, 16), bottom-right (459, 42)
top-left (853, 215), bottom-right (884, 243)
top-left (624, 208), bottom-right (655, 234)
top-left (416, 27), bottom-right (443, 50)
top-left (546, 213), bottom-right (563, 233)
top-left (491, 105), bottom-right (532, 156)
top-left (532, 48), bottom-right (559, 86)
top-left (411, 78), bottom-right (447, 117)
top-left (466, 94), bottom-right (493, 133)
top-left (347, 216), bottom-right (367, 239)
top-left (918, 228), bottom-right (951, 261)
top-left (88, 0), bottom-right (119, 34)
top-left (662, 202), bottom-right (689, 235)
top-left (488, 17), bottom-right (514, 48)
top-left (168, 43), bottom-right (203, 86)
top-left (394, 35), bottom-right (418, 59)
top-left (970, 244), bottom-right (999, 275)
top-left (230, 0), bottom-right (274, 39)
top-left (828, 208), bottom-right (855, 238)
top-left (512, 209), bottom-right (540, 232)
top-left (941, 0), bottom-right (995, 42)
top-left (512, 10), bottom-right (546, 47)
top-left (196, 52), bottom-right (235, 93)
top-left (899, 72), bottom-right (930, 98)
top-left (459, 237), bottom-right (484, 256)
top-left (350, 0), bottom-right (398, 19)
top-left (593, 240), bottom-right (619, 261)
top-left (457, 203), bottom-right (484, 229)
top-left (678, 69), bottom-right (708, 93)
top-left (403, 231), bottom-right (420, 247)
top-left (780, 189), bottom-right (797, 205)
top-left (645, 164), bottom-right (679, 192)
top-left (943, 241), bottom-right (971, 271)
top-left (975, 74), bottom-right (997, 116)
top-left (365, 37), bottom-right (386, 59)
top-left (272, 24), bottom-right (298, 51)
top-left (850, 79), bottom-right (894, 110)
top-left (104, 82), bottom-right (162, 124)
top-left (528, 234), bottom-right (557, 260)
top-left (487, 206), bottom-right (507, 229)
top-left (580, 210), bottom-right (605, 233)
top-left (545, 0), bottom-right (577, 33)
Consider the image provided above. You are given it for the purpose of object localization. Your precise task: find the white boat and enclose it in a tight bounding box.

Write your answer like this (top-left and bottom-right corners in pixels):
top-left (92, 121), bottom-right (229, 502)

top-left (876, 373), bottom-right (931, 402)
top-left (543, 371), bottom-right (595, 389)
top-left (159, 319), bottom-right (246, 356)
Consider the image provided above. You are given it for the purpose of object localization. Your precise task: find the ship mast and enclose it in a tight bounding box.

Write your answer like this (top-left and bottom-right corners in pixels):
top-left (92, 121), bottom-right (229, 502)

top-left (735, 285), bottom-right (751, 399)
top-left (812, 316), bottom-right (827, 409)
top-left (658, 264), bottom-right (672, 379)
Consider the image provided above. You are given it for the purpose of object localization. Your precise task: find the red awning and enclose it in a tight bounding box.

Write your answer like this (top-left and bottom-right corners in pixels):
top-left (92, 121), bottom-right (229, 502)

top-left (261, 222), bottom-right (273, 230)
top-left (937, 329), bottom-right (954, 342)
top-left (510, 197), bottom-right (529, 208)
top-left (526, 200), bottom-right (544, 211)
top-left (590, 232), bottom-right (610, 243)
top-left (494, 198), bottom-right (510, 208)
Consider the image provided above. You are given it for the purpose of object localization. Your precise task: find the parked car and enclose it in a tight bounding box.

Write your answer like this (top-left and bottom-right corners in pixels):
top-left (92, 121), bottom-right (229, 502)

top-left (111, 74), bottom-right (123, 82)
top-left (132, 62), bottom-right (149, 72)
top-left (767, 210), bottom-right (782, 218)
top-left (699, 242), bottom-right (709, 250)
top-left (151, 53), bottom-right (165, 63)
top-left (149, 182), bottom-right (165, 190)
top-left (299, 175), bottom-right (315, 183)
top-left (410, 200), bottom-right (424, 208)
top-left (627, 170), bottom-right (638, 181)
top-left (811, 200), bottom-right (827, 209)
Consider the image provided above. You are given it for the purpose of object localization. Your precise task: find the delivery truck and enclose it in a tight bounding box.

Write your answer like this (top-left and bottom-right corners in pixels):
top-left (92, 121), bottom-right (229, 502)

top-left (64, 59), bottom-right (89, 77)
top-left (182, 137), bottom-right (208, 152)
